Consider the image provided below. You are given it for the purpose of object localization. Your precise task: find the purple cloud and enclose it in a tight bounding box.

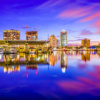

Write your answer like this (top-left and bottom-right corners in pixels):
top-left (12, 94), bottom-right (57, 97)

top-left (80, 30), bottom-right (94, 35)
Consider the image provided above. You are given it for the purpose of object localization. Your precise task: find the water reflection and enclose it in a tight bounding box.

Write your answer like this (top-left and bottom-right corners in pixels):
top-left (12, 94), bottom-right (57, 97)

top-left (3, 65), bottom-right (20, 73)
top-left (81, 51), bottom-right (90, 62)
top-left (0, 51), bottom-right (100, 99)
top-left (48, 51), bottom-right (59, 66)
top-left (0, 53), bottom-right (48, 74)
top-left (60, 51), bottom-right (67, 73)
top-left (0, 51), bottom-right (100, 74)
top-left (0, 53), bottom-right (47, 63)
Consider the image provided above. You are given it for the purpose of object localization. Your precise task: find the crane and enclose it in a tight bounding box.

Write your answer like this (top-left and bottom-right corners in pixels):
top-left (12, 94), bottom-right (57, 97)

top-left (22, 25), bottom-right (30, 32)
top-left (34, 28), bottom-right (38, 31)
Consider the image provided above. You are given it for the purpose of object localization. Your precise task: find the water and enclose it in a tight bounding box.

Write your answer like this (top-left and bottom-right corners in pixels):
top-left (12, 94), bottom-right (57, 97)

top-left (0, 51), bottom-right (100, 100)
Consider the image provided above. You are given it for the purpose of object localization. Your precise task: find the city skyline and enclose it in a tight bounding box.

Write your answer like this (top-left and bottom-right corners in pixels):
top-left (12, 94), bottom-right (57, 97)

top-left (1, 29), bottom-right (99, 47)
top-left (0, 1), bottom-right (100, 99)
top-left (0, 0), bottom-right (100, 46)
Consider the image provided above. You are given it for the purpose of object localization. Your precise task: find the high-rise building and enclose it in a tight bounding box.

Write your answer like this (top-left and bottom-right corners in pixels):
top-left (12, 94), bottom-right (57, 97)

top-left (60, 30), bottom-right (67, 47)
top-left (81, 39), bottom-right (90, 47)
top-left (26, 31), bottom-right (38, 40)
top-left (49, 35), bottom-right (58, 48)
top-left (3, 29), bottom-right (20, 40)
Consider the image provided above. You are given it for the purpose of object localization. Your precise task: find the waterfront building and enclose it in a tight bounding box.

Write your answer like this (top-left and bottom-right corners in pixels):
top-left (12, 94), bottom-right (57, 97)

top-left (26, 31), bottom-right (38, 40)
top-left (60, 30), bottom-right (67, 47)
top-left (49, 35), bottom-right (58, 48)
top-left (3, 29), bottom-right (20, 40)
top-left (0, 40), bottom-right (49, 54)
top-left (81, 39), bottom-right (90, 47)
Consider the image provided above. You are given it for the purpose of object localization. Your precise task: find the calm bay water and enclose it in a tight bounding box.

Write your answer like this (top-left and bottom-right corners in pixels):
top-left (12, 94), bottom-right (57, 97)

top-left (0, 51), bottom-right (100, 100)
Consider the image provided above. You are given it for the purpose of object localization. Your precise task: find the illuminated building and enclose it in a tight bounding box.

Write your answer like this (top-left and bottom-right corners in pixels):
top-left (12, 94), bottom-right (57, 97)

top-left (81, 39), bottom-right (90, 47)
top-left (26, 31), bottom-right (38, 40)
top-left (60, 52), bottom-right (67, 73)
top-left (49, 35), bottom-right (58, 48)
top-left (3, 29), bottom-right (20, 40)
top-left (60, 30), bottom-right (67, 47)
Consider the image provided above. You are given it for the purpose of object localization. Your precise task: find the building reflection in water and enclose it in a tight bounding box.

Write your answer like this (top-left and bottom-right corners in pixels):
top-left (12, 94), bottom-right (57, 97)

top-left (48, 51), bottom-right (59, 66)
top-left (60, 51), bottom-right (67, 73)
top-left (81, 51), bottom-right (90, 62)
top-left (1, 53), bottom-right (47, 62)
top-left (3, 65), bottom-right (20, 73)
top-left (0, 53), bottom-right (48, 75)
top-left (0, 51), bottom-right (97, 75)
top-left (26, 65), bottom-right (38, 77)
top-left (0, 52), bottom-right (72, 74)
top-left (97, 51), bottom-right (100, 56)
top-left (26, 65), bottom-right (37, 70)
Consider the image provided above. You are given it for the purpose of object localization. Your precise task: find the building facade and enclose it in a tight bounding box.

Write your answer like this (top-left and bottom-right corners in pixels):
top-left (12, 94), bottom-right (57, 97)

top-left (3, 29), bottom-right (20, 40)
top-left (60, 30), bottom-right (67, 47)
top-left (26, 31), bottom-right (38, 40)
top-left (49, 35), bottom-right (58, 48)
top-left (81, 39), bottom-right (90, 47)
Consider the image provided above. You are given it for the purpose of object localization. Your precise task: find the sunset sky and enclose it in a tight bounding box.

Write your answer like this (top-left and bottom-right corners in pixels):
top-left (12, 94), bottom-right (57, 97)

top-left (0, 0), bottom-right (100, 46)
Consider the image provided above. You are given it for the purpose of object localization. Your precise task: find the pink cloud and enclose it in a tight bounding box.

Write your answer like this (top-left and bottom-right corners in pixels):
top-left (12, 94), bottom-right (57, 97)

top-left (57, 5), bottom-right (95, 19)
top-left (91, 41), bottom-right (99, 45)
top-left (92, 20), bottom-right (100, 34)
top-left (57, 5), bottom-right (100, 34)
top-left (80, 30), bottom-right (93, 35)
top-left (80, 11), bottom-right (100, 22)
top-left (79, 11), bottom-right (100, 34)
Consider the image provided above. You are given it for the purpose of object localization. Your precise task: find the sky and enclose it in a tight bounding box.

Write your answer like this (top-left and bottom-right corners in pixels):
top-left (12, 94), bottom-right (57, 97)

top-left (0, 0), bottom-right (100, 46)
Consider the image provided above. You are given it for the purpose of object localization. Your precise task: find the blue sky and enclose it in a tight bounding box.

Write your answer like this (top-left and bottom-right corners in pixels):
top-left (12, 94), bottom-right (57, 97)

top-left (0, 0), bottom-right (100, 45)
